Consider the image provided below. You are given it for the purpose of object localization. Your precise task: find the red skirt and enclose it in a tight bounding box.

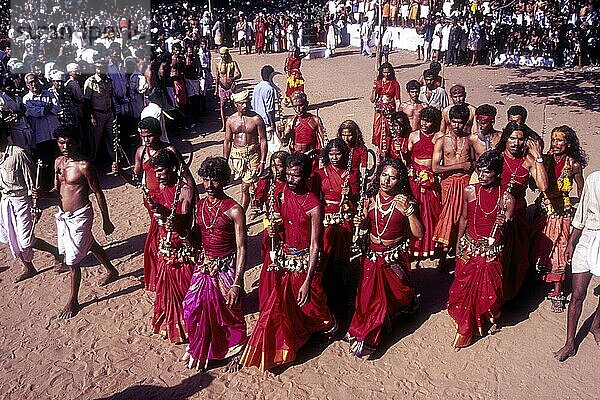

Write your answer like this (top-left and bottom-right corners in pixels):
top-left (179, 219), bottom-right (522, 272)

top-left (432, 174), bottom-right (470, 247)
top-left (348, 251), bottom-right (414, 347)
top-left (409, 165), bottom-right (442, 258)
top-left (143, 203), bottom-right (159, 292)
top-left (152, 259), bottom-right (194, 343)
top-left (241, 269), bottom-right (334, 372)
top-left (258, 230), bottom-right (283, 312)
top-left (502, 205), bottom-right (530, 301)
top-left (531, 212), bottom-right (571, 283)
top-left (372, 110), bottom-right (390, 150)
top-left (448, 253), bottom-right (503, 348)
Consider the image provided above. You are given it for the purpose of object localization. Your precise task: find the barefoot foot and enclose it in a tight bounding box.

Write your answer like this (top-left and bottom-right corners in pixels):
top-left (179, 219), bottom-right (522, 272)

top-left (553, 344), bottom-right (576, 362)
top-left (99, 269), bottom-right (119, 286)
top-left (223, 355), bottom-right (241, 373)
top-left (58, 301), bottom-right (80, 319)
top-left (15, 268), bottom-right (38, 283)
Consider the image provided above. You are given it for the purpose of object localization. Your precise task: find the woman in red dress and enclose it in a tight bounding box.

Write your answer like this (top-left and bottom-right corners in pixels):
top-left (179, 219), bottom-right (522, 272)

top-left (346, 158), bottom-right (424, 357)
top-left (370, 62), bottom-right (401, 159)
top-left (313, 139), bottom-right (360, 313)
top-left (448, 150), bottom-right (515, 349)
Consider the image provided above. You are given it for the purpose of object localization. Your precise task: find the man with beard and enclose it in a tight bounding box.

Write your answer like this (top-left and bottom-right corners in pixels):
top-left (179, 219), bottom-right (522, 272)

top-left (179, 156), bottom-right (248, 372)
top-left (496, 122), bottom-right (548, 302)
top-left (34, 126), bottom-right (118, 319)
top-left (224, 89), bottom-right (267, 211)
top-left (241, 153), bottom-right (336, 372)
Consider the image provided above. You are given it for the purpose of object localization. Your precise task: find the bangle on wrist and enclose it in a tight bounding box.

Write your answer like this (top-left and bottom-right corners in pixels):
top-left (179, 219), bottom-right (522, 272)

top-left (231, 284), bottom-right (242, 290)
top-left (535, 157), bottom-right (543, 163)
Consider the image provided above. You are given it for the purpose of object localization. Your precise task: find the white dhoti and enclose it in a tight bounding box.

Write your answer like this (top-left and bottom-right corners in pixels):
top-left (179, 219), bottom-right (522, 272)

top-left (571, 228), bottom-right (600, 276)
top-left (0, 196), bottom-right (34, 262)
top-left (55, 203), bottom-right (94, 266)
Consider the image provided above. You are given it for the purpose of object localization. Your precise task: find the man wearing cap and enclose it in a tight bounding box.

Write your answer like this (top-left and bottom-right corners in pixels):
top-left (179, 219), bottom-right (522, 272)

top-left (224, 89), bottom-right (267, 211)
top-left (215, 47), bottom-right (241, 132)
top-left (83, 59), bottom-right (115, 162)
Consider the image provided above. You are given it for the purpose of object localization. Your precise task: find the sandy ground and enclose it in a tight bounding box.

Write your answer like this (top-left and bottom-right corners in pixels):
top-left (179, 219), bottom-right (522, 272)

top-left (1, 46), bottom-right (599, 400)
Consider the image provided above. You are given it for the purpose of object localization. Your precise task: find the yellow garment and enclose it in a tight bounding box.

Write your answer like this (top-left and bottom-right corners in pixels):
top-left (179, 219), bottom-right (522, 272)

top-left (229, 145), bottom-right (261, 184)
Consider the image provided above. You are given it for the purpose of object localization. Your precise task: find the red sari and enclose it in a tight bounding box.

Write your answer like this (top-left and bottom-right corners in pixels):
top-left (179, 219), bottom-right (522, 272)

top-left (241, 187), bottom-right (334, 372)
top-left (448, 184), bottom-right (505, 348)
top-left (432, 173), bottom-right (470, 247)
top-left (183, 197), bottom-right (247, 367)
top-left (348, 197), bottom-right (415, 348)
top-left (500, 152), bottom-right (531, 301)
top-left (349, 144), bottom-right (368, 171)
top-left (372, 79), bottom-right (401, 150)
top-left (313, 165), bottom-right (360, 300)
top-left (255, 178), bottom-right (286, 311)
top-left (151, 183), bottom-right (194, 343)
top-left (410, 132), bottom-right (442, 257)
top-left (531, 156), bottom-right (573, 283)
top-left (142, 158), bottom-right (160, 292)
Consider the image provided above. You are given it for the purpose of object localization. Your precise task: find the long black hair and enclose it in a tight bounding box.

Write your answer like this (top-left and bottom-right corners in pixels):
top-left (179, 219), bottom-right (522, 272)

top-left (321, 138), bottom-right (350, 167)
top-left (496, 121), bottom-right (541, 153)
top-left (367, 157), bottom-right (414, 200)
top-left (551, 125), bottom-right (588, 168)
top-left (377, 62), bottom-right (396, 81)
top-left (337, 119), bottom-right (365, 147)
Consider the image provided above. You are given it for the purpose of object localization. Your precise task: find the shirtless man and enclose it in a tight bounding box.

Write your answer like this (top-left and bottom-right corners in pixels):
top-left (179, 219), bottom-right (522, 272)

top-left (224, 90), bottom-right (267, 211)
top-left (439, 84), bottom-right (476, 135)
top-left (431, 104), bottom-right (475, 267)
top-left (36, 126), bottom-right (118, 319)
top-left (283, 92), bottom-right (326, 162)
top-left (470, 104), bottom-right (502, 159)
top-left (215, 47), bottom-right (242, 131)
top-left (400, 79), bottom-right (427, 132)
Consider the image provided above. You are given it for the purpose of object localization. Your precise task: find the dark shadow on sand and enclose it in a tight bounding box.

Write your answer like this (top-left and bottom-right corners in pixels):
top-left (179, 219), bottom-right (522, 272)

top-left (369, 266), bottom-right (454, 360)
top-left (96, 372), bottom-right (214, 400)
top-left (494, 70), bottom-right (600, 113)
top-left (309, 97), bottom-right (361, 111)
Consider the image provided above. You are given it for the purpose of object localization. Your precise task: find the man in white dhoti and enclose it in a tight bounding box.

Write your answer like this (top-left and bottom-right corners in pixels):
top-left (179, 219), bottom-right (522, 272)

top-left (35, 126), bottom-right (118, 319)
top-left (554, 171), bottom-right (600, 361)
top-left (0, 121), bottom-right (59, 282)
